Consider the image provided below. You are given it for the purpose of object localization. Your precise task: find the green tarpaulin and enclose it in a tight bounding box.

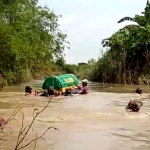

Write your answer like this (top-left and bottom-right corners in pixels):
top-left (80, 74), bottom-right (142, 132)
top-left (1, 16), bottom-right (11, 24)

top-left (42, 74), bottom-right (79, 92)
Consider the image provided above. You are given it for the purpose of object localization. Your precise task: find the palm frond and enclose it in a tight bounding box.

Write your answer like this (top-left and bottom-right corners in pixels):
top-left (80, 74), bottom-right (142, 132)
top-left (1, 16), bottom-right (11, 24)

top-left (117, 17), bottom-right (135, 23)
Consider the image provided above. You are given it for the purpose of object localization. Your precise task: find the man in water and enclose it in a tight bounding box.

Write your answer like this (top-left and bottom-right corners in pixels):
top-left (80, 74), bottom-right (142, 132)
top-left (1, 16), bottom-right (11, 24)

top-left (78, 79), bottom-right (89, 94)
top-left (25, 86), bottom-right (55, 97)
top-left (63, 88), bottom-right (73, 96)
top-left (25, 86), bottom-right (35, 96)
top-left (125, 99), bottom-right (143, 112)
top-left (135, 88), bottom-right (143, 95)
top-left (134, 87), bottom-right (147, 100)
top-left (36, 86), bottom-right (55, 97)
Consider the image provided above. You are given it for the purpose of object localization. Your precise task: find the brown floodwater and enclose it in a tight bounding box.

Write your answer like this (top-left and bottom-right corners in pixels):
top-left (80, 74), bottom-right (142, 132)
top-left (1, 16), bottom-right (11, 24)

top-left (0, 80), bottom-right (150, 150)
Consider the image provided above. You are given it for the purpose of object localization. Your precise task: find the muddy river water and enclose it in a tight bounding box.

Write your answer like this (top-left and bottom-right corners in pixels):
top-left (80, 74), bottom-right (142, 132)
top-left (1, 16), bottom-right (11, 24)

top-left (0, 81), bottom-right (150, 150)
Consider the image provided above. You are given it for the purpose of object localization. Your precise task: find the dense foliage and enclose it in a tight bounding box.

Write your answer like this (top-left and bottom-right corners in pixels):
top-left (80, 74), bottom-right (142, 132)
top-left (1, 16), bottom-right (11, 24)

top-left (0, 0), bottom-right (69, 85)
top-left (65, 58), bottom-right (96, 79)
top-left (89, 2), bottom-right (150, 85)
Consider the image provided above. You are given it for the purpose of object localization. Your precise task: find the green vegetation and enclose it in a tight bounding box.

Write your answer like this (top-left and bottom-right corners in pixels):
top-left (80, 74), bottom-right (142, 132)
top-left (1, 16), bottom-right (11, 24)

top-left (88, 1), bottom-right (150, 85)
top-left (3, 0), bottom-right (150, 86)
top-left (65, 58), bottom-right (96, 79)
top-left (0, 0), bottom-right (69, 85)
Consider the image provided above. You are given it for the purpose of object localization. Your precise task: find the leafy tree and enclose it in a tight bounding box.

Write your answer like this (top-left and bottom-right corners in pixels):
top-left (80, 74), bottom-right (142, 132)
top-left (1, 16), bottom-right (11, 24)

top-left (0, 0), bottom-right (68, 85)
top-left (89, 1), bottom-right (150, 85)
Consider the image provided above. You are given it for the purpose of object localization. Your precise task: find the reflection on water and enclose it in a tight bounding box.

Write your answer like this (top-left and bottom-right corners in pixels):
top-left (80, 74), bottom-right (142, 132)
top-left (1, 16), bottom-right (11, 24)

top-left (0, 81), bottom-right (150, 150)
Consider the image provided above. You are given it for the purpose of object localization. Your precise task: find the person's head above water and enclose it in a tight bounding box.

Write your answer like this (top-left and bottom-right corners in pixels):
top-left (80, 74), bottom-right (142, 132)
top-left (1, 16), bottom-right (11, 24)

top-left (135, 88), bottom-right (143, 94)
top-left (25, 86), bottom-right (32, 94)
top-left (65, 88), bottom-right (71, 93)
top-left (47, 86), bottom-right (54, 96)
top-left (81, 79), bottom-right (88, 87)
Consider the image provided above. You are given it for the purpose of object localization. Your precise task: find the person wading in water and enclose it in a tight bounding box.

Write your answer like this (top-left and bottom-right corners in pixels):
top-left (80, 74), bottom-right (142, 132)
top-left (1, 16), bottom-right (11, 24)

top-left (125, 99), bottom-right (143, 112)
top-left (25, 86), bottom-right (36, 96)
top-left (25, 86), bottom-right (55, 97)
top-left (136, 88), bottom-right (143, 95)
top-left (78, 79), bottom-right (89, 94)
top-left (125, 88), bottom-right (145, 112)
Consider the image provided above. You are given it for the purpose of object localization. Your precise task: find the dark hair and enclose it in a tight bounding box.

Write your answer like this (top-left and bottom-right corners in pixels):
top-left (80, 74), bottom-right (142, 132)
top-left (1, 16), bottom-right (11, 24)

top-left (135, 88), bottom-right (142, 94)
top-left (63, 88), bottom-right (71, 96)
top-left (25, 86), bottom-right (32, 94)
top-left (66, 88), bottom-right (71, 94)
top-left (47, 86), bottom-right (54, 96)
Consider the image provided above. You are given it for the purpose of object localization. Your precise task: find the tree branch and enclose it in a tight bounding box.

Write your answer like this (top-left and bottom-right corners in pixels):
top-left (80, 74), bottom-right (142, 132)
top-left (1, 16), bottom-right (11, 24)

top-left (14, 96), bottom-right (58, 150)
top-left (0, 96), bottom-right (58, 150)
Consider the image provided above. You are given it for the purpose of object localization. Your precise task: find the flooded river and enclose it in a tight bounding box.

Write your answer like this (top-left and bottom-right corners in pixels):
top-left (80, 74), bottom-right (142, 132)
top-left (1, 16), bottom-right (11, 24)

top-left (0, 81), bottom-right (150, 150)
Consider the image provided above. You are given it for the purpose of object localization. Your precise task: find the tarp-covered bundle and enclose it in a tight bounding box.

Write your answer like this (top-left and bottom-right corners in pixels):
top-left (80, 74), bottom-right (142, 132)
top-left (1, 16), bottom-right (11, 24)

top-left (42, 74), bottom-right (79, 92)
